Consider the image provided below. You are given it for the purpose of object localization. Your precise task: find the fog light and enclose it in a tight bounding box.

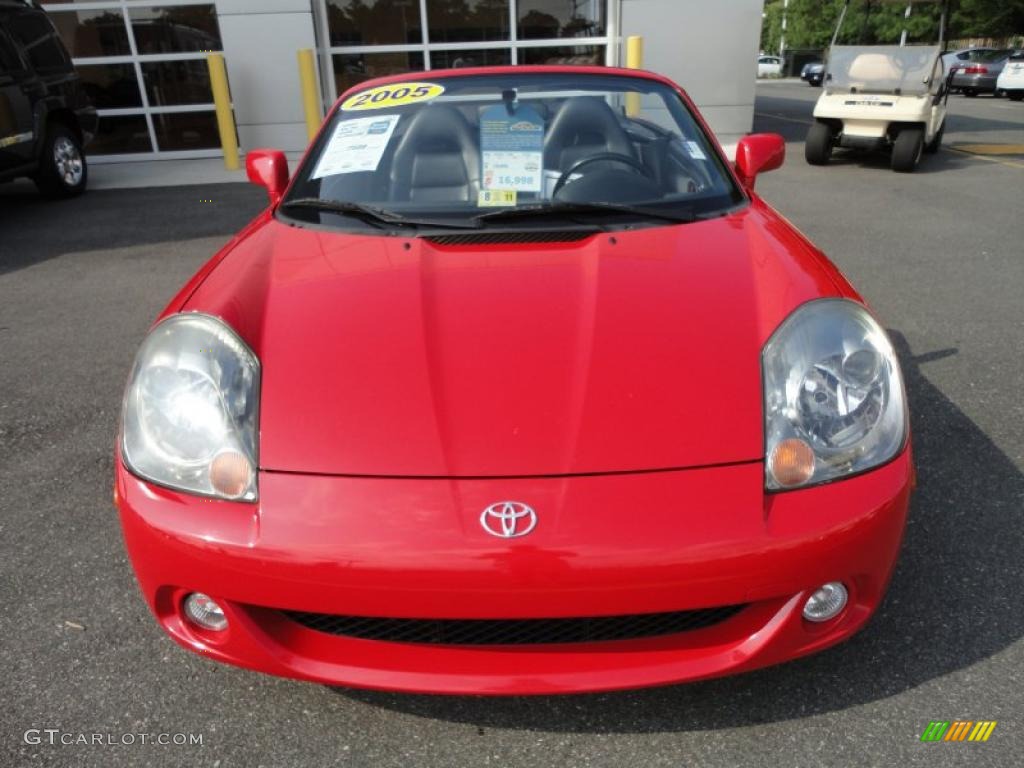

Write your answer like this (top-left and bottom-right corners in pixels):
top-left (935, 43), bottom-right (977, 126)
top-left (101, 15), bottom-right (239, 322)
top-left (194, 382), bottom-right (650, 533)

top-left (802, 582), bottom-right (848, 622)
top-left (183, 592), bottom-right (228, 631)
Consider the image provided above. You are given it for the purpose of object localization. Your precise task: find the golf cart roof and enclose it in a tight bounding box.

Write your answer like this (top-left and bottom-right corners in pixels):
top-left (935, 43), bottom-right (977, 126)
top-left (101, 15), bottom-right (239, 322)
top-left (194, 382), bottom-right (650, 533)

top-left (828, 45), bottom-right (942, 95)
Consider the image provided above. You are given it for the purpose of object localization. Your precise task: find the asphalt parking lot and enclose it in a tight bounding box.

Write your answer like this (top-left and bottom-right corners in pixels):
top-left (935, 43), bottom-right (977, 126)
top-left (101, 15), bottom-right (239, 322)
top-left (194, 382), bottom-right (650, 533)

top-left (1, 83), bottom-right (1022, 767)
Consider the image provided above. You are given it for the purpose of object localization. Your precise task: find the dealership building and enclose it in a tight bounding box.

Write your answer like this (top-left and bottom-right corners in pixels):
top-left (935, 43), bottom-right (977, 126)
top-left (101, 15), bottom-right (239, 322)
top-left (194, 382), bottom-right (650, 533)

top-left (42, 0), bottom-right (764, 161)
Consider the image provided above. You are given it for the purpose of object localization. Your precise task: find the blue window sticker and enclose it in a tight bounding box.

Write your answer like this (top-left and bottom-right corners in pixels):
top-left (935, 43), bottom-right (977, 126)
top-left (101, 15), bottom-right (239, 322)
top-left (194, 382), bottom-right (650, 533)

top-left (480, 103), bottom-right (544, 193)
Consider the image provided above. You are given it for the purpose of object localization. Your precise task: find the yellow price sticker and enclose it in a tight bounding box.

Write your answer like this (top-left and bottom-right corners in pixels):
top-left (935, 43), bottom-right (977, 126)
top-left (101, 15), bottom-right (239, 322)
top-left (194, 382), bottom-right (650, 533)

top-left (341, 82), bottom-right (445, 111)
top-left (477, 190), bottom-right (517, 207)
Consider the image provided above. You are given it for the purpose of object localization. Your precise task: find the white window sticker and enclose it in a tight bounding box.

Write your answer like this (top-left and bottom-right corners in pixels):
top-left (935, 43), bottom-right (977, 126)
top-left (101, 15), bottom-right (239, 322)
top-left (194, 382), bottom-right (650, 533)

top-left (684, 141), bottom-right (707, 161)
top-left (311, 115), bottom-right (400, 179)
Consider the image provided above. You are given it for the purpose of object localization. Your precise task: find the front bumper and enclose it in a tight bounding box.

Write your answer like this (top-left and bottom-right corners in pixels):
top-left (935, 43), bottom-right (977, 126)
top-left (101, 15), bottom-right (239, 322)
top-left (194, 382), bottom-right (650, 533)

top-left (115, 449), bottom-right (912, 694)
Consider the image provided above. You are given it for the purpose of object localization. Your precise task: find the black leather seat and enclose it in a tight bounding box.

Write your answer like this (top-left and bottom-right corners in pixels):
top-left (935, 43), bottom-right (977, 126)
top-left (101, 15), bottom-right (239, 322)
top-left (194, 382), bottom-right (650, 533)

top-left (543, 97), bottom-right (636, 173)
top-left (389, 106), bottom-right (481, 203)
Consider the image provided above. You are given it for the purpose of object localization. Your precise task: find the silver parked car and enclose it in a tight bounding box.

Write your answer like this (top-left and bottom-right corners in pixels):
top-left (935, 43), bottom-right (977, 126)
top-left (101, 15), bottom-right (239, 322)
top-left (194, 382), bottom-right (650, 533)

top-left (949, 49), bottom-right (1014, 96)
top-left (941, 46), bottom-right (1003, 70)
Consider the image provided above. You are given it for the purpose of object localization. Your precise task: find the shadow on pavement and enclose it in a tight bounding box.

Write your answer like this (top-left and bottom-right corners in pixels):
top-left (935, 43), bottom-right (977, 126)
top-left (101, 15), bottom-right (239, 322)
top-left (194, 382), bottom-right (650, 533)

top-left (0, 183), bottom-right (266, 277)
top-left (823, 145), bottom-right (978, 174)
top-left (338, 332), bottom-right (1022, 733)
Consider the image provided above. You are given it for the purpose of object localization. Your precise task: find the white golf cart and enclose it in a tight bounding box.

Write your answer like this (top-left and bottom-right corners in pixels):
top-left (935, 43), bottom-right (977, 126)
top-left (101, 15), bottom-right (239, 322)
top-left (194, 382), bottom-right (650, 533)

top-left (806, 0), bottom-right (950, 172)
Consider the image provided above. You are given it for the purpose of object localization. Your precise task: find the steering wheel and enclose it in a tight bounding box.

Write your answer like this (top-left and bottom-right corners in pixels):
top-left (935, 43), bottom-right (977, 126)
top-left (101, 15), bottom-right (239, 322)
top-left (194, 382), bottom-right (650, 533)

top-left (552, 152), bottom-right (653, 198)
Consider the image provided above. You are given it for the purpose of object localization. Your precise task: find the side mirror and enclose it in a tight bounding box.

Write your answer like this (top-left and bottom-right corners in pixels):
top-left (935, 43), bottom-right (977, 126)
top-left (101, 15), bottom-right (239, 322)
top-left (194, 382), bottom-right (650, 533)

top-left (735, 133), bottom-right (785, 190)
top-left (246, 149), bottom-right (289, 206)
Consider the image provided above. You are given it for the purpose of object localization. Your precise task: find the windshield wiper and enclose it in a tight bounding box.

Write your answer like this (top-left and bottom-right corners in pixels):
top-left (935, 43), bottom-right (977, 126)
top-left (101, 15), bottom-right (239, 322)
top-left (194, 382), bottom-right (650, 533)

top-left (473, 201), bottom-right (696, 225)
top-left (280, 198), bottom-right (478, 230)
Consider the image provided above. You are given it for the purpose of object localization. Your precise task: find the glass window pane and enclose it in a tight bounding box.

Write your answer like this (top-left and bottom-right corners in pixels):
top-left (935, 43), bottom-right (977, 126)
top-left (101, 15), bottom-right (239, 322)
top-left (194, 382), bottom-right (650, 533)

top-left (6, 11), bottom-right (69, 70)
top-left (325, 0), bottom-right (422, 46)
top-left (141, 60), bottom-right (213, 106)
top-left (430, 48), bottom-right (511, 70)
top-left (519, 45), bottom-right (604, 66)
top-left (332, 51), bottom-right (424, 96)
top-left (49, 10), bottom-right (131, 58)
top-left (152, 111), bottom-right (220, 151)
top-left (0, 32), bottom-right (21, 73)
top-left (427, 0), bottom-right (509, 44)
top-left (518, 0), bottom-right (606, 40)
top-left (76, 63), bottom-right (142, 109)
top-left (130, 5), bottom-right (221, 55)
top-left (89, 114), bottom-right (152, 155)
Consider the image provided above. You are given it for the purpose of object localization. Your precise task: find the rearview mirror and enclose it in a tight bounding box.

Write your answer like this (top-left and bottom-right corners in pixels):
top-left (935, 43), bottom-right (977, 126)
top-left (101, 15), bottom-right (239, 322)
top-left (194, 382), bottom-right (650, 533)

top-left (246, 149), bottom-right (289, 206)
top-left (734, 134), bottom-right (785, 190)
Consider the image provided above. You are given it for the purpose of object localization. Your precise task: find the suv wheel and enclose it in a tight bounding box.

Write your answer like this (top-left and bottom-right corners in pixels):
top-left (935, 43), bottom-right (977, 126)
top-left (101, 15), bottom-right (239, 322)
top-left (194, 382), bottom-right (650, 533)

top-left (805, 122), bottom-right (834, 165)
top-left (891, 128), bottom-right (924, 172)
top-left (34, 124), bottom-right (88, 198)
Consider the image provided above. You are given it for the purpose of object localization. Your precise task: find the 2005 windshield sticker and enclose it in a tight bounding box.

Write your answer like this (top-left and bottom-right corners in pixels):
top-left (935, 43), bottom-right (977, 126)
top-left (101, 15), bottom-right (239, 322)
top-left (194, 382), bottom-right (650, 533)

top-left (340, 82), bottom-right (444, 111)
top-left (480, 103), bottom-right (544, 193)
top-left (311, 115), bottom-right (400, 179)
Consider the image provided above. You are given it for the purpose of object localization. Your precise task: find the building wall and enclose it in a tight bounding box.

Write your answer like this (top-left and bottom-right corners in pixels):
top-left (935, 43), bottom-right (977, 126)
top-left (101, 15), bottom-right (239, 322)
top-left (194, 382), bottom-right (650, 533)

top-left (216, 0), bottom-right (765, 155)
top-left (215, 1), bottom-right (317, 152)
top-left (47, 0), bottom-right (763, 159)
top-left (619, 0), bottom-right (764, 148)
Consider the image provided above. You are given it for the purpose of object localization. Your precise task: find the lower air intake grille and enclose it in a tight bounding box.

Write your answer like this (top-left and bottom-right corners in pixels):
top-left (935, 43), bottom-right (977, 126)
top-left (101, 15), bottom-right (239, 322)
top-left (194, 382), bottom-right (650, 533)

top-left (283, 604), bottom-right (746, 646)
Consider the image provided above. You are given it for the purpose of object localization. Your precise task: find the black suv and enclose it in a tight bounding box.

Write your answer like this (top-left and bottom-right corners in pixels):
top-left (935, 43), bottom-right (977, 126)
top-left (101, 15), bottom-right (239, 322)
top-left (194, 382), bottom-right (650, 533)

top-left (0, 0), bottom-right (96, 197)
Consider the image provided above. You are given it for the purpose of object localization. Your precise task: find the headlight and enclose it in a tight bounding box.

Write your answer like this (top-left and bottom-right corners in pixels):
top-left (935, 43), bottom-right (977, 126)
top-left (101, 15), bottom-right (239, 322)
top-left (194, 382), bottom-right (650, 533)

top-left (763, 299), bottom-right (906, 490)
top-left (121, 313), bottom-right (260, 501)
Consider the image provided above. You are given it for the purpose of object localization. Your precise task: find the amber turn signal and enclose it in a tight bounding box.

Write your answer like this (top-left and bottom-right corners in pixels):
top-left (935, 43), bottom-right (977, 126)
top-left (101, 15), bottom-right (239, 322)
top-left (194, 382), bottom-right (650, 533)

top-left (769, 438), bottom-right (815, 488)
top-left (209, 451), bottom-right (252, 499)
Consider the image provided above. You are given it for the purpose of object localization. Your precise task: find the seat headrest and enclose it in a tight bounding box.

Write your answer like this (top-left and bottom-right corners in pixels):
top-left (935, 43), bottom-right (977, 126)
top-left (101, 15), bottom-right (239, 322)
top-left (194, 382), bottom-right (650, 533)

top-left (848, 53), bottom-right (903, 82)
top-left (544, 97), bottom-right (634, 169)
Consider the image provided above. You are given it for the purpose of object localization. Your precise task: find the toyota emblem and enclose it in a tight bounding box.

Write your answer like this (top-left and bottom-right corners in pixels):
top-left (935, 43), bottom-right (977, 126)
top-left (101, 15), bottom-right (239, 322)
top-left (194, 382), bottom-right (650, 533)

top-left (480, 501), bottom-right (537, 538)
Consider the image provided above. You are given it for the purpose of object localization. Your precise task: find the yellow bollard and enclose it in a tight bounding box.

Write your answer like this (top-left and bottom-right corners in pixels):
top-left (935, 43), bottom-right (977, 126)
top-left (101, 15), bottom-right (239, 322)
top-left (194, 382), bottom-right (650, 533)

top-left (297, 49), bottom-right (322, 141)
top-left (624, 35), bottom-right (643, 118)
top-left (206, 53), bottom-right (240, 171)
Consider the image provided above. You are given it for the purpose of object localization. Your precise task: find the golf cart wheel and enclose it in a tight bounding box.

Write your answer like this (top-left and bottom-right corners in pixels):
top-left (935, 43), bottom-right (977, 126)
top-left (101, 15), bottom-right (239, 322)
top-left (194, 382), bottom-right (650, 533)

top-left (33, 123), bottom-right (88, 198)
top-left (805, 122), bottom-right (833, 165)
top-left (925, 121), bottom-right (945, 154)
top-left (1009, 91), bottom-right (1024, 102)
top-left (892, 128), bottom-right (924, 172)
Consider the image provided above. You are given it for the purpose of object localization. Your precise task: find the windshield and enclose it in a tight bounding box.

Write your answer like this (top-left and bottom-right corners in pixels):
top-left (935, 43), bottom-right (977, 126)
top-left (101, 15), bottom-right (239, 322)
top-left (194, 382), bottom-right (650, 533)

top-left (281, 71), bottom-right (742, 232)
top-left (827, 45), bottom-right (942, 95)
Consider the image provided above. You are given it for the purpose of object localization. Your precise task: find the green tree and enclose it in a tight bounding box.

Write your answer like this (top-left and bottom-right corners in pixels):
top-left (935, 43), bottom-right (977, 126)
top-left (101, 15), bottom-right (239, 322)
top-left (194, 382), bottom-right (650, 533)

top-left (760, 0), bottom-right (1024, 52)
top-left (950, 0), bottom-right (1024, 37)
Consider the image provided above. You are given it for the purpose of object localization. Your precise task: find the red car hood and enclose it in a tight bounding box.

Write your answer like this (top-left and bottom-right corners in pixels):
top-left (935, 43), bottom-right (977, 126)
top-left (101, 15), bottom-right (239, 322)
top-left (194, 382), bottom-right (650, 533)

top-left (185, 201), bottom-right (842, 477)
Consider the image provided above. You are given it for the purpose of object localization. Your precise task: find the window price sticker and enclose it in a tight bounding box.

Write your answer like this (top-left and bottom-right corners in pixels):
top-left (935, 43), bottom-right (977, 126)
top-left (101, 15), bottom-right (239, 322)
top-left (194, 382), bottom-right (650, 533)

top-left (477, 189), bottom-right (517, 207)
top-left (311, 115), bottom-right (400, 178)
top-left (480, 103), bottom-right (544, 193)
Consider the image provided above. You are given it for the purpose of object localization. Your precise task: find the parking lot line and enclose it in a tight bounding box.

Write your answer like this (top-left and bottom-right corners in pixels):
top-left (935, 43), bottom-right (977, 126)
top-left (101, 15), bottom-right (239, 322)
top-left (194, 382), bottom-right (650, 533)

top-left (753, 112), bottom-right (814, 126)
top-left (944, 145), bottom-right (1024, 169)
top-left (949, 143), bottom-right (1024, 156)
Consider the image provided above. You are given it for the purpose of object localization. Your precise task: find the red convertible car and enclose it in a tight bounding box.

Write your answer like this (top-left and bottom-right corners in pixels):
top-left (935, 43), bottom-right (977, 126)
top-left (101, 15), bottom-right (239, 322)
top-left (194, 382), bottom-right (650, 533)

top-left (115, 66), bottom-right (912, 694)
